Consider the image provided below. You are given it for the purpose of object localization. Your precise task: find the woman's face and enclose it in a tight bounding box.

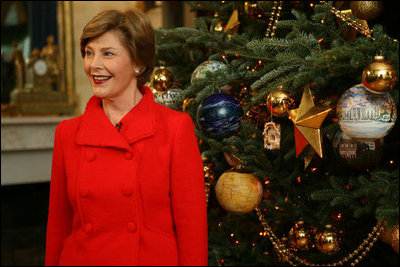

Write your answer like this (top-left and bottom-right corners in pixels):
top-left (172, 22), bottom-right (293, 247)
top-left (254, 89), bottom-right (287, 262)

top-left (83, 30), bottom-right (138, 100)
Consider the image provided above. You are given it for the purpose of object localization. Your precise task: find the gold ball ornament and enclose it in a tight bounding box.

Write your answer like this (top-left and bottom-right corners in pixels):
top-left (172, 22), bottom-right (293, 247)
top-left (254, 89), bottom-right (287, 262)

top-left (391, 224), bottom-right (399, 254)
top-left (288, 221), bottom-right (311, 250)
top-left (362, 55), bottom-right (397, 94)
top-left (182, 98), bottom-right (195, 113)
top-left (315, 224), bottom-right (341, 254)
top-left (379, 221), bottom-right (396, 245)
top-left (149, 66), bottom-right (174, 92)
top-left (215, 171), bottom-right (263, 213)
top-left (266, 87), bottom-right (294, 117)
top-left (349, 1), bottom-right (383, 21)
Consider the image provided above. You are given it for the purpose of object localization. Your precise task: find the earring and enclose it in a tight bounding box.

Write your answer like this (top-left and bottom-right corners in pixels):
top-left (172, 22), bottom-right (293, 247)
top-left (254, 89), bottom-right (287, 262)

top-left (134, 68), bottom-right (141, 76)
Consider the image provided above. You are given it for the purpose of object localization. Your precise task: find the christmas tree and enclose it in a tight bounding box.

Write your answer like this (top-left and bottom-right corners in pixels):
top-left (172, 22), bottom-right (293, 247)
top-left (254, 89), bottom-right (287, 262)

top-left (151, 1), bottom-right (399, 266)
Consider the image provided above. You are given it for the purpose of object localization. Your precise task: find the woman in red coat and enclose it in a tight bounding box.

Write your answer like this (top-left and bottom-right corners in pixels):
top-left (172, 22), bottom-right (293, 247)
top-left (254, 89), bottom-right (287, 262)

top-left (45, 9), bottom-right (208, 266)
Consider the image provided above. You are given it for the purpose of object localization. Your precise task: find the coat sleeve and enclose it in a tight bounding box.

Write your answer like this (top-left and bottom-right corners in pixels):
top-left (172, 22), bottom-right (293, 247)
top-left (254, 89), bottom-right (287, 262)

top-left (170, 114), bottom-right (208, 266)
top-left (45, 121), bottom-right (73, 266)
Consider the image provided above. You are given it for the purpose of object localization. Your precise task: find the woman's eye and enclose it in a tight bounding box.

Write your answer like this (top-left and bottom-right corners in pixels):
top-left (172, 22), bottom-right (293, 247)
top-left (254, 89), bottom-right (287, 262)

top-left (85, 50), bottom-right (92, 56)
top-left (105, 52), bottom-right (113, 56)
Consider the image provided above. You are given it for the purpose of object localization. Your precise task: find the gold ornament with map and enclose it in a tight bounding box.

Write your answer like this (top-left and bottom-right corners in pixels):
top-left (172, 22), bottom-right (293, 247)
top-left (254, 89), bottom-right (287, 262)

top-left (215, 171), bottom-right (263, 213)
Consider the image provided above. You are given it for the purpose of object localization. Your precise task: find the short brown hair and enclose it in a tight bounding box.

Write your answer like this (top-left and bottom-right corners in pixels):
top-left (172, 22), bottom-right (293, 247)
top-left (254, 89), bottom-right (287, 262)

top-left (80, 9), bottom-right (155, 87)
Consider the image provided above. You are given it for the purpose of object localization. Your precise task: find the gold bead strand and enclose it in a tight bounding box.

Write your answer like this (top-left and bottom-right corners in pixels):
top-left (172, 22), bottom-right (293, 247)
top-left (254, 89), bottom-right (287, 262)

top-left (319, 1), bottom-right (374, 40)
top-left (256, 207), bottom-right (383, 266)
top-left (265, 1), bottom-right (283, 38)
top-left (271, 1), bottom-right (283, 37)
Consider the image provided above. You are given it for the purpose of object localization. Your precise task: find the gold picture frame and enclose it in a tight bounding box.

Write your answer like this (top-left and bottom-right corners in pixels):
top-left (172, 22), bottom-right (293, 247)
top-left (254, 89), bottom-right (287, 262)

top-left (3, 1), bottom-right (76, 116)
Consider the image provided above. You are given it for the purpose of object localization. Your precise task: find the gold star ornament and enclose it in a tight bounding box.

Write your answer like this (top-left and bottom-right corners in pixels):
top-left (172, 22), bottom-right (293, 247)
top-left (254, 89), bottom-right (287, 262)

top-left (288, 86), bottom-right (331, 168)
top-left (224, 9), bottom-right (240, 35)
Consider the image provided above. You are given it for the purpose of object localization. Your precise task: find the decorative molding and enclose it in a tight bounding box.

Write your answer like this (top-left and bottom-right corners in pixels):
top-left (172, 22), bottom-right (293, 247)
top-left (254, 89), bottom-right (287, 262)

top-left (1, 116), bottom-right (72, 151)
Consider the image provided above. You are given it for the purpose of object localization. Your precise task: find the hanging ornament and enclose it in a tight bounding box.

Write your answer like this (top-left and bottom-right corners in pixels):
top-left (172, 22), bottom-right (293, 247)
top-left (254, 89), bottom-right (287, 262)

top-left (148, 66), bottom-right (174, 92)
top-left (182, 98), bottom-right (195, 113)
top-left (266, 87), bottom-right (295, 117)
top-left (332, 129), bottom-right (384, 170)
top-left (362, 55), bottom-right (398, 94)
top-left (337, 83), bottom-right (397, 141)
top-left (152, 87), bottom-right (183, 110)
top-left (191, 60), bottom-right (229, 86)
top-left (349, 1), bottom-right (384, 21)
top-left (328, 1), bottom-right (372, 40)
top-left (223, 9), bottom-right (240, 35)
top-left (289, 86), bottom-right (331, 168)
top-left (315, 224), bottom-right (341, 254)
top-left (215, 170), bottom-right (263, 213)
top-left (197, 92), bottom-right (243, 140)
top-left (288, 221), bottom-right (311, 251)
top-left (263, 122), bottom-right (281, 150)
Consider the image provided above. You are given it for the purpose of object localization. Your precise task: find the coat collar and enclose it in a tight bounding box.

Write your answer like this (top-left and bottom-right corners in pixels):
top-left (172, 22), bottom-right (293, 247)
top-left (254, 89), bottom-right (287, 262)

top-left (76, 86), bottom-right (155, 151)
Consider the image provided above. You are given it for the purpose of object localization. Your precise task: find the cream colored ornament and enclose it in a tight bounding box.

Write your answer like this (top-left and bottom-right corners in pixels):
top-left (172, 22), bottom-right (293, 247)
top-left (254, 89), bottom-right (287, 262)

top-left (215, 171), bottom-right (263, 213)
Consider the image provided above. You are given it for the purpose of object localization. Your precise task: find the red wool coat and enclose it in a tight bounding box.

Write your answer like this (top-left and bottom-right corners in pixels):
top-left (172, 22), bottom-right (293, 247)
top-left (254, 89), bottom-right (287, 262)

top-left (45, 86), bottom-right (208, 266)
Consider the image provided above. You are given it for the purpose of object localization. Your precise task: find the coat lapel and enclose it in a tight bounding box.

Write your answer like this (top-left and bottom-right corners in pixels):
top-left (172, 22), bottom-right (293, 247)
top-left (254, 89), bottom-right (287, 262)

top-left (76, 86), bottom-right (156, 151)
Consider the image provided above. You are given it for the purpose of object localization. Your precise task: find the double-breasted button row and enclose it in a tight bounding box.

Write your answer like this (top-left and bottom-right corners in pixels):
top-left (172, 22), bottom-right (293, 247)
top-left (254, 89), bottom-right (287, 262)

top-left (122, 185), bottom-right (133, 196)
top-left (80, 187), bottom-right (89, 198)
top-left (83, 222), bottom-right (136, 233)
top-left (85, 223), bottom-right (92, 233)
top-left (125, 151), bottom-right (133, 160)
top-left (127, 222), bottom-right (136, 232)
top-left (85, 150), bottom-right (132, 161)
top-left (85, 150), bottom-right (96, 162)
top-left (79, 187), bottom-right (132, 197)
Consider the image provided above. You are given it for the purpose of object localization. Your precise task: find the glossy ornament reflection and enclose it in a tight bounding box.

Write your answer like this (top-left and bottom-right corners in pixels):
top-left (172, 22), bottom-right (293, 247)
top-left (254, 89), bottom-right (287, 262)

top-left (149, 66), bottom-right (174, 92)
top-left (197, 92), bottom-right (243, 140)
top-left (266, 87), bottom-right (294, 117)
top-left (362, 55), bottom-right (397, 94)
top-left (337, 83), bottom-right (397, 140)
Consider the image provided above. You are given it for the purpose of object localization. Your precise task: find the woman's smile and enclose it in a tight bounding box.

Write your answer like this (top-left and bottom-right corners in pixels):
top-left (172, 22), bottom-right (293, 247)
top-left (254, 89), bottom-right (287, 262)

top-left (92, 75), bottom-right (112, 84)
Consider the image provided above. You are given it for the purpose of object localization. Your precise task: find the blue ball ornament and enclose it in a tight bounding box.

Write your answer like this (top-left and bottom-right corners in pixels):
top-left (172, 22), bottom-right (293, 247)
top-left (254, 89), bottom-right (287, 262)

top-left (197, 92), bottom-right (243, 140)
